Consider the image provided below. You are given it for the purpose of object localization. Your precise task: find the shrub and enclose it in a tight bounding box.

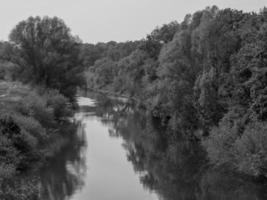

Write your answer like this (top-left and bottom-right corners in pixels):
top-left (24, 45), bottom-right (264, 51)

top-left (203, 123), bottom-right (239, 167)
top-left (0, 176), bottom-right (39, 200)
top-left (232, 123), bottom-right (267, 177)
top-left (12, 114), bottom-right (46, 142)
top-left (204, 120), bottom-right (267, 177)
top-left (0, 134), bottom-right (19, 177)
top-left (0, 82), bottom-right (75, 178)
top-left (15, 92), bottom-right (55, 128)
top-left (45, 90), bottom-right (73, 120)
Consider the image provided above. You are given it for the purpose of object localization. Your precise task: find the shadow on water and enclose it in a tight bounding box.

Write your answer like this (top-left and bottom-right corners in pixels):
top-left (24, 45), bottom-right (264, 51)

top-left (1, 93), bottom-right (267, 200)
top-left (38, 122), bottom-right (87, 200)
top-left (0, 121), bottom-right (87, 200)
top-left (90, 94), bottom-right (267, 200)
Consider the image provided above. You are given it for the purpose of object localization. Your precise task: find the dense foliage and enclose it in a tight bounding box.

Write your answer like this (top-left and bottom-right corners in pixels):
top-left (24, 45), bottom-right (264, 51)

top-left (1, 6), bottom-right (267, 198)
top-left (90, 95), bottom-right (267, 200)
top-left (0, 16), bottom-right (83, 198)
top-left (2, 16), bottom-right (84, 101)
top-left (0, 82), bottom-right (74, 178)
top-left (84, 7), bottom-right (267, 178)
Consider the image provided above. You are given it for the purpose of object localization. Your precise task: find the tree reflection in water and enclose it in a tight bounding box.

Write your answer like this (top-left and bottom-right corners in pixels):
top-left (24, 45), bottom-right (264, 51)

top-left (2, 94), bottom-right (267, 200)
top-left (0, 121), bottom-right (87, 200)
top-left (38, 122), bottom-right (87, 200)
top-left (92, 94), bottom-right (267, 200)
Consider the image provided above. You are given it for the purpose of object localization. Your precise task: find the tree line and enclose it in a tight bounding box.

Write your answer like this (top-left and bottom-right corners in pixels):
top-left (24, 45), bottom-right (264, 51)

top-left (0, 16), bottom-right (85, 198)
top-left (83, 6), bottom-right (267, 178)
top-left (1, 5), bottom-right (267, 193)
top-left (91, 94), bottom-right (267, 200)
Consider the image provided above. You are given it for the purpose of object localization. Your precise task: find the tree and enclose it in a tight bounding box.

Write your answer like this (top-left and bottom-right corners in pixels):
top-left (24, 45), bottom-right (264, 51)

top-left (8, 16), bottom-right (84, 101)
top-left (92, 58), bottom-right (117, 89)
top-left (150, 21), bottom-right (180, 43)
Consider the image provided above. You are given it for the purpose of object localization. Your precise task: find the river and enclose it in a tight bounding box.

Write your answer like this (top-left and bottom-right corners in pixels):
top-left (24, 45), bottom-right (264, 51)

top-left (68, 96), bottom-right (158, 200)
top-left (2, 94), bottom-right (267, 200)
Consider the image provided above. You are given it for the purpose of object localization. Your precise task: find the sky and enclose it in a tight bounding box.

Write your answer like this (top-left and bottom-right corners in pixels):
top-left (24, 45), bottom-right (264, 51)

top-left (0, 0), bottom-right (266, 43)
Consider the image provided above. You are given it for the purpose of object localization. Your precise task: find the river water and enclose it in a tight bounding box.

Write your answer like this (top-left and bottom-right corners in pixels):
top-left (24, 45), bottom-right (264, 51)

top-left (2, 94), bottom-right (267, 200)
top-left (69, 97), bottom-right (158, 200)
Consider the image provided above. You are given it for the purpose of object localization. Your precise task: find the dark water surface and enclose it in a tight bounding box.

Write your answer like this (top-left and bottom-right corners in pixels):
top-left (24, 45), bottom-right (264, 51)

top-left (3, 94), bottom-right (267, 200)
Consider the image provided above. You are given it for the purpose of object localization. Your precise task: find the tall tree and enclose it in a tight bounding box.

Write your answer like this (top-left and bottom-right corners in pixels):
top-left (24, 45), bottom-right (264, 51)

top-left (8, 16), bottom-right (84, 101)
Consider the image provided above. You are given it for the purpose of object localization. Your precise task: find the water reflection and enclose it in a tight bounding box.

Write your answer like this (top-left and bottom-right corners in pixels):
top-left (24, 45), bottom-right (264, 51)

top-left (91, 94), bottom-right (267, 200)
top-left (38, 122), bottom-right (87, 200)
top-left (0, 121), bottom-right (87, 200)
top-left (2, 94), bottom-right (267, 200)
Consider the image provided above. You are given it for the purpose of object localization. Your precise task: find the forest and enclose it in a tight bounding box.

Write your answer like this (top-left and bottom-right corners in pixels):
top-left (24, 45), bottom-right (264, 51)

top-left (0, 16), bottom-right (84, 198)
top-left (83, 6), bottom-right (267, 179)
top-left (0, 5), bottom-right (267, 199)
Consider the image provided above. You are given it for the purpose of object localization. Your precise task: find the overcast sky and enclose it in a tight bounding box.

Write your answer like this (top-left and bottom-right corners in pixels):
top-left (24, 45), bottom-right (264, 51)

top-left (0, 0), bottom-right (266, 43)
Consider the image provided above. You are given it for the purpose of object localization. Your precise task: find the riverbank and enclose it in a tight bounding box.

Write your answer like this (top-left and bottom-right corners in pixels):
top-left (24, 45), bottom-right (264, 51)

top-left (2, 94), bottom-right (267, 200)
top-left (80, 88), bottom-right (139, 103)
top-left (0, 81), bottom-right (76, 180)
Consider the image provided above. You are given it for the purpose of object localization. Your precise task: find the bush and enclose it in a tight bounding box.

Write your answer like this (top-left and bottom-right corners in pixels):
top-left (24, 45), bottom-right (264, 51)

top-left (0, 134), bottom-right (19, 178)
top-left (45, 90), bottom-right (73, 120)
top-left (12, 115), bottom-right (46, 142)
top-left (204, 120), bottom-right (267, 177)
top-left (232, 123), bottom-right (267, 177)
top-left (0, 176), bottom-right (39, 200)
top-left (0, 82), bottom-right (75, 179)
top-left (203, 123), bottom-right (239, 167)
top-left (15, 91), bottom-right (55, 128)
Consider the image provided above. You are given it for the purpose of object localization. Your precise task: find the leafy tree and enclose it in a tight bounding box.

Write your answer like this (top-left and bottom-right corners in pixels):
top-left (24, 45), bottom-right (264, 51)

top-left (150, 21), bottom-right (180, 43)
top-left (82, 6), bottom-right (267, 178)
top-left (8, 16), bottom-right (84, 101)
top-left (90, 58), bottom-right (117, 89)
